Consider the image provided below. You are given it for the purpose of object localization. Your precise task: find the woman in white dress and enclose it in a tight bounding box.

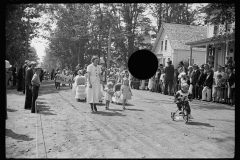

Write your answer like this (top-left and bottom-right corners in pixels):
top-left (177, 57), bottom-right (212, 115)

top-left (86, 56), bottom-right (103, 112)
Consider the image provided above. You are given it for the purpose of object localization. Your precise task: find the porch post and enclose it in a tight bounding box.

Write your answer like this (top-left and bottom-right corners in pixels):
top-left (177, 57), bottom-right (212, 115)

top-left (225, 42), bottom-right (229, 65)
top-left (205, 44), bottom-right (209, 64)
top-left (214, 47), bottom-right (218, 71)
top-left (190, 47), bottom-right (193, 66)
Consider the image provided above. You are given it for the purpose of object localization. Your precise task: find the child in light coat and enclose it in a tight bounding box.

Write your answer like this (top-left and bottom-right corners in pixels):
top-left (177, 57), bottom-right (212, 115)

top-left (104, 82), bottom-right (114, 110)
top-left (121, 79), bottom-right (133, 110)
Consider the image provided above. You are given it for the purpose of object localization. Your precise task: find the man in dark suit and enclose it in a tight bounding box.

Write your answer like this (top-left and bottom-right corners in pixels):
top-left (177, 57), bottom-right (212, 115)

top-left (24, 61), bottom-right (36, 109)
top-left (191, 64), bottom-right (200, 99)
top-left (22, 60), bottom-right (29, 94)
top-left (202, 69), bottom-right (213, 101)
top-left (164, 61), bottom-right (174, 95)
top-left (17, 63), bottom-right (23, 91)
top-left (196, 67), bottom-right (206, 100)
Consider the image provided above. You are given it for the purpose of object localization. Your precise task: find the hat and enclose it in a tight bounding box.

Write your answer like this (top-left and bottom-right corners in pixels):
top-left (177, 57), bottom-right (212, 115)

top-left (199, 67), bottom-right (204, 71)
top-left (29, 61), bottom-right (37, 65)
top-left (193, 64), bottom-right (198, 67)
top-left (5, 60), bottom-right (12, 68)
top-left (35, 67), bottom-right (41, 70)
top-left (179, 61), bottom-right (184, 65)
top-left (188, 66), bottom-right (193, 69)
top-left (167, 60), bottom-right (172, 64)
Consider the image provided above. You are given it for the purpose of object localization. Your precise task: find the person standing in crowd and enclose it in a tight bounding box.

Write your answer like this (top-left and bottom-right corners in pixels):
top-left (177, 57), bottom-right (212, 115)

top-left (12, 63), bottom-right (17, 88)
top-left (129, 71), bottom-right (133, 89)
top-left (160, 68), bottom-right (165, 94)
top-left (74, 64), bottom-right (80, 78)
top-left (24, 61), bottom-right (36, 109)
top-left (178, 61), bottom-right (187, 75)
top-left (155, 68), bottom-right (162, 93)
top-left (221, 66), bottom-right (229, 104)
top-left (86, 56), bottom-right (102, 112)
top-left (151, 71), bottom-right (157, 92)
top-left (140, 79), bottom-right (146, 90)
top-left (51, 69), bottom-right (55, 80)
top-left (22, 60), bottom-right (29, 94)
top-left (148, 75), bottom-right (154, 92)
top-left (31, 67), bottom-right (41, 113)
top-left (188, 66), bottom-right (194, 94)
top-left (173, 69), bottom-right (179, 94)
top-left (101, 64), bottom-right (107, 90)
top-left (227, 67), bottom-right (235, 106)
top-left (215, 74), bottom-right (224, 103)
top-left (212, 65), bottom-right (223, 102)
top-left (6, 60), bottom-right (12, 119)
top-left (195, 67), bottom-right (206, 100)
top-left (164, 60), bottom-right (174, 96)
top-left (202, 69), bottom-right (213, 102)
top-left (39, 68), bottom-right (44, 82)
top-left (191, 64), bottom-right (200, 99)
top-left (17, 63), bottom-right (23, 91)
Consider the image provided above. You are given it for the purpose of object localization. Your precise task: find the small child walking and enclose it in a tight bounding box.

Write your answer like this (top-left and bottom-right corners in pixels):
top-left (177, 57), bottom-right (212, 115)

top-left (216, 74), bottom-right (224, 103)
top-left (120, 79), bottom-right (133, 110)
top-left (104, 82), bottom-right (114, 110)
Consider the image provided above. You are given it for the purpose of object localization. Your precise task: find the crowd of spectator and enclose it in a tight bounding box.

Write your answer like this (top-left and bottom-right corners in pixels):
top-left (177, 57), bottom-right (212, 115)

top-left (129, 60), bottom-right (235, 107)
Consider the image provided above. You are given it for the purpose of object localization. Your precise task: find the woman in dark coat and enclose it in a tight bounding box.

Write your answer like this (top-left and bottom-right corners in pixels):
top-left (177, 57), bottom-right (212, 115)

top-left (40, 69), bottom-right (44, 82)
top-left (17, 64), bottom-right (23, 91)
top-left (135, 78), bottom-right (141, 90)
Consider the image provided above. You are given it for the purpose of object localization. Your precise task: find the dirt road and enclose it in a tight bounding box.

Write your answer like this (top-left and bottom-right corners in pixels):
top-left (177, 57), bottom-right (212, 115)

top-left (6, 80), bottom-right (235, 158)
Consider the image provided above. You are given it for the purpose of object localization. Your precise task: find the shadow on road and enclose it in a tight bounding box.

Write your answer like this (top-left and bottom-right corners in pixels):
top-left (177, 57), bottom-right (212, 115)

top-left (126, 108), bottom-right (145, 111)
top-left (7, 108), bottom-right (18, 112)
top-left (186, 122), bottom-right (214, 127)
top-left (193, 105), bottom-right (235, 111)
top-left (37, 101), bottom-right (47, 105)
top-left (37, 104), bottom-right (57, 116)
top-left (211, 136), bottom-right (234, 143)
top-left (93, 111), bottom-right (126, 116)
top-left (5, 129), bottom-right (34, 141)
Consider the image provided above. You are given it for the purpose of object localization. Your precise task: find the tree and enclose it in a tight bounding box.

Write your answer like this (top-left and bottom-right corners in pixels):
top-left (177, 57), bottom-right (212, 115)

top-left (202, 3), bottom-right (235, 43)
top-left (6, 4), bottom-right (44, 65)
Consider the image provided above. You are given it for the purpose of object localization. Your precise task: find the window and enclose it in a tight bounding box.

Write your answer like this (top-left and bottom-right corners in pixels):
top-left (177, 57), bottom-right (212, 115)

top-left (161, 41), bottom-right (163, 51)
top-left (165, 40), bottom-right (167, 51)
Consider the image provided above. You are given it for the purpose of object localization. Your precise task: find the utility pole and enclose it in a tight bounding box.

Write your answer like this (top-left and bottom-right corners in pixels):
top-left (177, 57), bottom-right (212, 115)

top-left (107, 28), bottom-right (112, 69)
top-left (78, 39), bottom-right (80, 65)
top-left (25, 17), bottom-right (30, 61)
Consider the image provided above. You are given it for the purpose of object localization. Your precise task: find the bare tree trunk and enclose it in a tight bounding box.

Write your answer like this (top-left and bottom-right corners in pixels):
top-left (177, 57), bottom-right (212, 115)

top-left (186, 3), bottom-right (189, 24)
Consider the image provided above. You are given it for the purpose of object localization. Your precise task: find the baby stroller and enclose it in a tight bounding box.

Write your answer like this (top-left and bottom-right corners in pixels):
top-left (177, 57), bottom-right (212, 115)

top-left (75, 85), bottom-right (86, 101)
top-left (73, 75), bottom-right (87, 102)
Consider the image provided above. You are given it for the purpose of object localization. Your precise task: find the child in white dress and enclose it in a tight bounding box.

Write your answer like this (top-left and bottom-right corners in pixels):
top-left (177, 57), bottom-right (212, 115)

top-left (104, 82), bottom-right (114, 110)
top-left (121, 79), bottom-right (133, 110)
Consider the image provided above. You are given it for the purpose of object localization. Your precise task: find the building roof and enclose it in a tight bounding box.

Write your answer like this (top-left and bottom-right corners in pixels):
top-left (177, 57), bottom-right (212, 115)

top-left (152, 23), bottom-right (207, 52)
